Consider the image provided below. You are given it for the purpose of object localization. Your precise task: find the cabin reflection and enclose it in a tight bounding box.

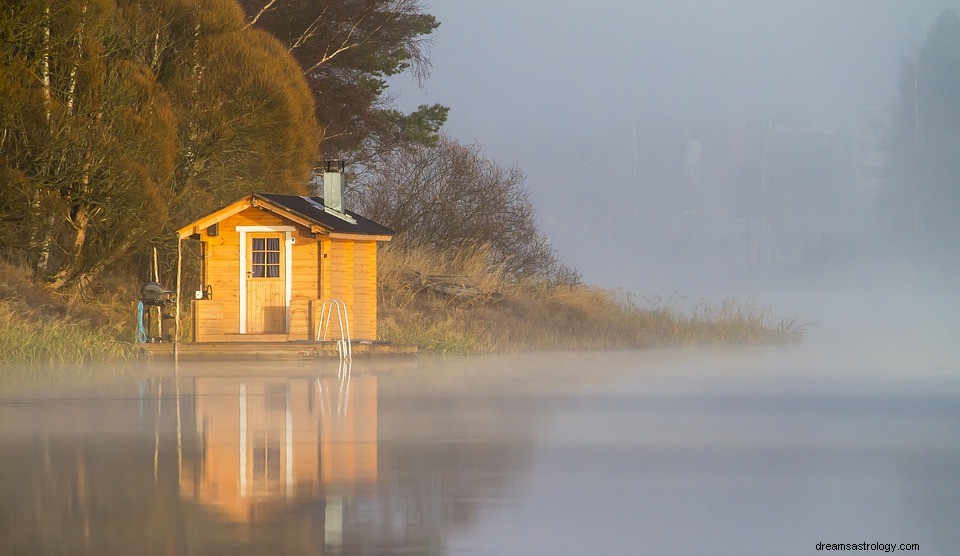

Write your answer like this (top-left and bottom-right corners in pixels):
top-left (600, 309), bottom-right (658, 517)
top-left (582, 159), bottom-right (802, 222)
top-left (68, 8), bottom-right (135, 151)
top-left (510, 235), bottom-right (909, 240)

top-left (0, 370), bottom-right (537, 555)
top-left (180, 375), bottom-right (377, 522)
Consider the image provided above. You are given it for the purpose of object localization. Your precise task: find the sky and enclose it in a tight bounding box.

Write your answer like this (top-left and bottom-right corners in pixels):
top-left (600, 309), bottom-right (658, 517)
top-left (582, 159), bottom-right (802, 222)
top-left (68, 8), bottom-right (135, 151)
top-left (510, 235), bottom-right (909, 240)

top-left (390, 1), bottom-right (960, 295)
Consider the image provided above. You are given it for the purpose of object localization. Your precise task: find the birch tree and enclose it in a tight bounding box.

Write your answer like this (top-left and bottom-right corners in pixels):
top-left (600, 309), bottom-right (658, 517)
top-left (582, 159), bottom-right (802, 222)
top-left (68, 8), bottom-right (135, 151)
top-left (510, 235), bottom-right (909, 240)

top-left (1, 0), bottom-right (319, 289)
top-left (0, 0), bottom-right (176, 288)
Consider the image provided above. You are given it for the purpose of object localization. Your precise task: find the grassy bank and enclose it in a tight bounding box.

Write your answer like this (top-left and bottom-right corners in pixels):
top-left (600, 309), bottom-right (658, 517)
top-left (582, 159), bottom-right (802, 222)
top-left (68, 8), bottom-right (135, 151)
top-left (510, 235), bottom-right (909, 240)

top-left (0, 246), bottom-right (803, 364)
top-left (0, 263), bottom-right (133, 364)
top-left (377, 245), bottom-right (804, 354)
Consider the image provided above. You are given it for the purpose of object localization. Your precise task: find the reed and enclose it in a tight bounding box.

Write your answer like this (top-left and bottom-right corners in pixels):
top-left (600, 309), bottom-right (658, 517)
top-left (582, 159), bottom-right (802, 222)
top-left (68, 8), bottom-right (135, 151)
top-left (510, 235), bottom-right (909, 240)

top-left (0, 262), bottom-right (134, 366)
top-left (0, 300), bottom-right (132, 364)
top-left (378, 245), bottom-right (805, 354)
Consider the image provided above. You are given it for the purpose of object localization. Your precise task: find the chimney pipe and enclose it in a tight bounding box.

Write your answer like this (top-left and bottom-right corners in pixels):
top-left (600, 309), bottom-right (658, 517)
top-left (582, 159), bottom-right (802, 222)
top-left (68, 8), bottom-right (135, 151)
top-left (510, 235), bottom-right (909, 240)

top-left (322, 159), bottom-right (346, 214)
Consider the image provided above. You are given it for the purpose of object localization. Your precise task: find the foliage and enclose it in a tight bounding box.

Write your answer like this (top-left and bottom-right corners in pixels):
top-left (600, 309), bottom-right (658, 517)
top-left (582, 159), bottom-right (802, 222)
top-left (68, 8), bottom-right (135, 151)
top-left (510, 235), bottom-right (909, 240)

top-left (152, 1), bottom-right (319, 223)
top-left (0, 0), bottom-right (175, 288)
top-left (884, 9), bottom-right (960, 255)
top-left (351, 135), bottom-right (577, 281)
top-left (0, 0), bottom-right (319, 290)
top-left (237, 0), bottom-right (447, 156)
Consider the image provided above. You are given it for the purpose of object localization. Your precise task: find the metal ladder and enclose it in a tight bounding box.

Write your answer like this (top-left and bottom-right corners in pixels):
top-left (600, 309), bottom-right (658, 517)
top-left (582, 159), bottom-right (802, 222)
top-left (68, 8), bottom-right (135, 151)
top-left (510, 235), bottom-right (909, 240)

top-left (316, 299), bottom-right (352, 360)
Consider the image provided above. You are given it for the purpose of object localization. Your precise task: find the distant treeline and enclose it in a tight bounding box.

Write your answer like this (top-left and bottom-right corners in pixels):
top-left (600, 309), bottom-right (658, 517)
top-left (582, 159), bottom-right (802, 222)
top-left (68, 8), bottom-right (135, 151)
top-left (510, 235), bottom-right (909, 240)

top-left (883, 9), bottom-right (960, 258)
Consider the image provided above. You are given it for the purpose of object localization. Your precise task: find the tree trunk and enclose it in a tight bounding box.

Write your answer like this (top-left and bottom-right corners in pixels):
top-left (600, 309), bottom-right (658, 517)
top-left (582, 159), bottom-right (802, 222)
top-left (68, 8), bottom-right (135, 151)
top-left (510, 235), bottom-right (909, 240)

top-left (48, 136), bottom-right (96, 290)
top-left (33, 2), bottom-right (54, 273)
top-left (47, 206), bottom-right (89, 290)
top-left (31, 191), bottom-right (54, 274)
top-left (64, 234), bottom-right (139, 292)
top-left (66, 3), bottom-right (89, 115)
top-left (41, 2), bottom-right (51, 121)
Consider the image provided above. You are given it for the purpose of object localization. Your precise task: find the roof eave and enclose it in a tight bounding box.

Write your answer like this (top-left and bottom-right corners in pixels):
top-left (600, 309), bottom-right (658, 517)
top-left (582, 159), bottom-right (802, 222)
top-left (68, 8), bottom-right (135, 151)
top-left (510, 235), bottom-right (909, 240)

top-left (251, 194), bottom-right (334, 234)
top-left (176, 193), bottom-right (392, 240)
top-left (176, 194), bottom-right (256, 239)
top-left (327, 232), bottom-right (394, 241)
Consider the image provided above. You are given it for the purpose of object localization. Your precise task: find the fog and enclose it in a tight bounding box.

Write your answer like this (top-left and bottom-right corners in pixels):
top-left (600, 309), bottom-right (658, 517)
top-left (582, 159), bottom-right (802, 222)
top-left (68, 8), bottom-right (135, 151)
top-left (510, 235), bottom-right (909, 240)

top-left (3, 5), bottom-right (960, 554)
top-left (392, 1), bottom-right (959, 297)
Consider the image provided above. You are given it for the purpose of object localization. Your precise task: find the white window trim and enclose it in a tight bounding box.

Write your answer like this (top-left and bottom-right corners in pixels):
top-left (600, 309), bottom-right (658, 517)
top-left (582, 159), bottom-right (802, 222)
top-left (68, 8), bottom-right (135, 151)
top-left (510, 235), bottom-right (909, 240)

top-left (237, 225), bottom-right (296, 334)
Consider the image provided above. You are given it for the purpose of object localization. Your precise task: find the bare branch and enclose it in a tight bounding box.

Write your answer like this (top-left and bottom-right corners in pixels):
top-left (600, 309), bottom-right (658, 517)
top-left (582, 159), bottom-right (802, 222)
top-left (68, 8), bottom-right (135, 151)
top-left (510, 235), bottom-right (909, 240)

top-left (246, 0), bottom-right (281, 28)
top-left (303, 3), bottom-right (385, 74)
top-left (290, 5), bottom-right (330, 51)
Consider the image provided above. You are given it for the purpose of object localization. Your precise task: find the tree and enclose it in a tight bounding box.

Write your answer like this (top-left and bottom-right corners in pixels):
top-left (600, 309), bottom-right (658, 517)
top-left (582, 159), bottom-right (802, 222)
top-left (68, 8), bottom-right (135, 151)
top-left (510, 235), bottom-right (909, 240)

top-left (143, 0), bottom-right (320, 225)
top-left (884, 9), bottom-right (960, 254)
top-left (349, 136), bottom-right (575, 281)
top-left (237, 0), bottom-right (447, 156)
top-left (0, 0), bottom-right (320, 289)
top-left (0, 0), bottom-right (176, 288)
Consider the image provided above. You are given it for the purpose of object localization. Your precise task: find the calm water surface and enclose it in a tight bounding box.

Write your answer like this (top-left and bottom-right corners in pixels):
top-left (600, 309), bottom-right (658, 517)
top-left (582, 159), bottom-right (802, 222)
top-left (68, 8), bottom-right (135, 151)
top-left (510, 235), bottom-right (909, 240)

top-left (1, 341), bottom-right (959, 555)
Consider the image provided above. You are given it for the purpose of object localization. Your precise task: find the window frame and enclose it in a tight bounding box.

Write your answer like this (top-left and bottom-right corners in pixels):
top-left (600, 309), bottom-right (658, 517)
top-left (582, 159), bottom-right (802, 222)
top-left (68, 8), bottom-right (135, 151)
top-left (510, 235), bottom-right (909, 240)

top-left (250, 236), bottom-right (282, 279)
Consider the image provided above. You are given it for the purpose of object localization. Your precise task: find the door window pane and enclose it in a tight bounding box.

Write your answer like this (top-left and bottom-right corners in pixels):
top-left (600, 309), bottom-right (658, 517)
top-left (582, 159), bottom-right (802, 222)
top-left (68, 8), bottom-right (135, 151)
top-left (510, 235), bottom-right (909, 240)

top-left (251, 237), bottom-right (281, 278)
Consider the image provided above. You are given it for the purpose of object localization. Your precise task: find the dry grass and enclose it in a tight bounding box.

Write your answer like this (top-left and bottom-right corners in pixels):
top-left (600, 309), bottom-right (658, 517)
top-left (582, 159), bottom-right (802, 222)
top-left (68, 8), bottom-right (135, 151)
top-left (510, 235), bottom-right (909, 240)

top-left (0, 245), bottom-right (804, 364)
top-left (378, 245), bottom-right (805, 354)
top-left (0, 261), bottom-right (134, 365)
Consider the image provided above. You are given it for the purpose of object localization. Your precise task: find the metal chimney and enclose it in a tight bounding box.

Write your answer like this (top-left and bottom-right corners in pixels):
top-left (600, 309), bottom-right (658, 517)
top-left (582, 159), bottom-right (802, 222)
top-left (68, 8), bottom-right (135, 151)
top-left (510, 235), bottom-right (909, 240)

top-left (323, 159), bottom-right (346, 214)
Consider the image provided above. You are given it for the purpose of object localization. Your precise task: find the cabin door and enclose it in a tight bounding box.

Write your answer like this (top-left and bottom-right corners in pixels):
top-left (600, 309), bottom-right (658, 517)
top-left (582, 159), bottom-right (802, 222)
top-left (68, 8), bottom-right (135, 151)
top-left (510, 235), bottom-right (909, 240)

top-left (245, 233), bottom-right (287, 333)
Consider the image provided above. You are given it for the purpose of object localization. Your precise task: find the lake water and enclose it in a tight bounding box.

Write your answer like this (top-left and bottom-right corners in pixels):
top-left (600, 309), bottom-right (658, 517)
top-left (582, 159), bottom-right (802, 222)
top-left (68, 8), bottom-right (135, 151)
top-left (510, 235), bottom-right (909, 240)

top-left (1, 307), bottom-right (959, 554)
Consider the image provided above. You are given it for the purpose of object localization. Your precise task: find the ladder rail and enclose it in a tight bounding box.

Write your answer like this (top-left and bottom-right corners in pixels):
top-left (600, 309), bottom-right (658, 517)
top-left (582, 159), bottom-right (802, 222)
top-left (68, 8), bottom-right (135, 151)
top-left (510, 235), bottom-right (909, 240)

top-left (316, 299), bottom-right (352, 360)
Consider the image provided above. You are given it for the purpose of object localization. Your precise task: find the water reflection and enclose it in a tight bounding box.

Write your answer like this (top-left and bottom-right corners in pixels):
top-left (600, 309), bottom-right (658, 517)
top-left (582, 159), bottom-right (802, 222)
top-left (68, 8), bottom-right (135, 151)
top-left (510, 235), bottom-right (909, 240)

top-left (0, 363), bottom-right (536, 555)
top-left (180, 374), bottom-right (376, 524)
top-left (3, 348), bottom-right (957, 555)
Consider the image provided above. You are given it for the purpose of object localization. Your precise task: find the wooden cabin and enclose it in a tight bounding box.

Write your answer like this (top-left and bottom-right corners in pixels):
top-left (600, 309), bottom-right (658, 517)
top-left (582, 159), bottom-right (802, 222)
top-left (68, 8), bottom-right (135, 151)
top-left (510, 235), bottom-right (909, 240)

top-left (176, 169), bottom-right (393, 343)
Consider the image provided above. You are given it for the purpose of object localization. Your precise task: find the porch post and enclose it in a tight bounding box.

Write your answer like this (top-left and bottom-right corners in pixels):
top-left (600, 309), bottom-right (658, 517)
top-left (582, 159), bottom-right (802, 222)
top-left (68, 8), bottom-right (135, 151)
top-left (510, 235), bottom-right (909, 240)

top-left (174, 235), bottom-right (182, 361)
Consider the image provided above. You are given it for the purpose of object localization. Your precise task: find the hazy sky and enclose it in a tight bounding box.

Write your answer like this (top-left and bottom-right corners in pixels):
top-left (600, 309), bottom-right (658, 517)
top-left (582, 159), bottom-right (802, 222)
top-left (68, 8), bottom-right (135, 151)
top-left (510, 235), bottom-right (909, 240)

top-left (397, 1), bottom-right (958, 130)
top-left (391, 1), bottom-right (960, 291)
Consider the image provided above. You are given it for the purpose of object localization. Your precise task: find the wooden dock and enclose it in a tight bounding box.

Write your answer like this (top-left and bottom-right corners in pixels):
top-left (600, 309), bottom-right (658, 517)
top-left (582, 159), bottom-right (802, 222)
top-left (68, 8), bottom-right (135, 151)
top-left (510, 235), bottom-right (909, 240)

top-left (138, 341), bottom-right (417, 361)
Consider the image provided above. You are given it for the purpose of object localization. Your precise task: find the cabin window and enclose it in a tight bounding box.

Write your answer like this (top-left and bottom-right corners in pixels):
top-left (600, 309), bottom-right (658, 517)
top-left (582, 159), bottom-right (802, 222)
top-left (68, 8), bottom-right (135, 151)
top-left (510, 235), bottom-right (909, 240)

top-left (251, 237), bottom-right (281, 278)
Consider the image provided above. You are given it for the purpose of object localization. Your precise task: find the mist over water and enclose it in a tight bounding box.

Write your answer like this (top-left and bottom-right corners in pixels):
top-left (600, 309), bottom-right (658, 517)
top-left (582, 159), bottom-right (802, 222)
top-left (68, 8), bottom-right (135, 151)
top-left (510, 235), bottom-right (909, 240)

top-left (391, 1), bottom-right (960, 323)
top-left (1, 345), bottom-right (959, 555)
top-left (386, 4), bottom-right (960, 404)
top-left (2, 3), bottom-right (960, 554)
top-left (384, 5), bottom-right (960, 548)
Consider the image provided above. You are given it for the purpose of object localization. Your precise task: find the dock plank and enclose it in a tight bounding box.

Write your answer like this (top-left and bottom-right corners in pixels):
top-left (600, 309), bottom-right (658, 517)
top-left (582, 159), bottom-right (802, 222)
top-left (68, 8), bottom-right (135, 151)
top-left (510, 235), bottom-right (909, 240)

top-left (138, 341), bottom-right (417, 360)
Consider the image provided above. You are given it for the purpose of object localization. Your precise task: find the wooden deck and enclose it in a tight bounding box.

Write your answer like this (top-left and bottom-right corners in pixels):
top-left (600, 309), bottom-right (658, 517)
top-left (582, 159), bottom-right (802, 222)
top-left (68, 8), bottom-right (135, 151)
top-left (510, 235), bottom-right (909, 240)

top-left (138, 340), bottom-right (417, 361)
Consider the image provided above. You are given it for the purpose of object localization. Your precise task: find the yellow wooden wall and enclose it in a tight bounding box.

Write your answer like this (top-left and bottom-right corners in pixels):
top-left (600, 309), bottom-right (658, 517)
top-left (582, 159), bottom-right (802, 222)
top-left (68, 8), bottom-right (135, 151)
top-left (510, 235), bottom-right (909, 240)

top-left (317, 239), bottom-right (378, 340)
top-left (352, 241), bottom-right (378, 340)
top-left (201, 215), bottom-right (244, 335)
top-left (195, 206), bottom-right (379, 341)
top-left (289, 230), bottom-right (319, 339)
top-left (320, 239), bottom-right (355, 339)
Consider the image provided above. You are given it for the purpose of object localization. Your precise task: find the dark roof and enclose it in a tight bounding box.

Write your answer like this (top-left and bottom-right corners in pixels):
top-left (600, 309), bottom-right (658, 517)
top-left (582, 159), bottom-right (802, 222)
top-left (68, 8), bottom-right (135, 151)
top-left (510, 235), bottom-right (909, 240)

top-left (257, 194), bottom-right (393, 237)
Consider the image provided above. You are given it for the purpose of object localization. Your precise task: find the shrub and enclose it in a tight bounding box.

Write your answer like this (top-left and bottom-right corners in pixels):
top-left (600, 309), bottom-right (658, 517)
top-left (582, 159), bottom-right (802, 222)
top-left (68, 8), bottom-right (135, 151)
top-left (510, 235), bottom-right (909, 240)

top-left (350, 136), bottom-right (577, 282)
